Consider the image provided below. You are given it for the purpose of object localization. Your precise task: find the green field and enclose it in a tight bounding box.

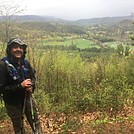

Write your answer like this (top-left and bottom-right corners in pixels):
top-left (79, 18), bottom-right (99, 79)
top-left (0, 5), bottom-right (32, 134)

top-left (43, 38), bottom-right (101, 49)
top-left (43, 38), bottom-right (134, 50)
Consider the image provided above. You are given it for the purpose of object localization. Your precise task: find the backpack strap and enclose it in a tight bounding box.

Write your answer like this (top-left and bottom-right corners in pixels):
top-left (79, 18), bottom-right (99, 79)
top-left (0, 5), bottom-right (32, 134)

top-left (22, 59), bottom-right (29, 80)
top-left (0, 94), bottom-right (3, 103)
top-left (1, 57), bottom-right (20, 80)
top-left (1, 57), bottom-right (29, 81)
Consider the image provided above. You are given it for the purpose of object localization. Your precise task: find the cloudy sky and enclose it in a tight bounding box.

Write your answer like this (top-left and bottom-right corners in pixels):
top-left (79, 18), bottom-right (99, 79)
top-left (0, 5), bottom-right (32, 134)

top-left (1, 0), bottom-right (134, 20)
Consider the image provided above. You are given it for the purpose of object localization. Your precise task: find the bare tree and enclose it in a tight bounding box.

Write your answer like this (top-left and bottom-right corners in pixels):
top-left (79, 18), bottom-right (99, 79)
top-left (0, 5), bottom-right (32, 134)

top-left (0, 0), bottom-right (24, 43)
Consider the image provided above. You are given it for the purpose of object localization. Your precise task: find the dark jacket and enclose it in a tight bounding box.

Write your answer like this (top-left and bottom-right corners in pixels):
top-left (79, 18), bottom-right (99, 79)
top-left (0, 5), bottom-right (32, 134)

top-left (0, 58), bottom-right (36, 105)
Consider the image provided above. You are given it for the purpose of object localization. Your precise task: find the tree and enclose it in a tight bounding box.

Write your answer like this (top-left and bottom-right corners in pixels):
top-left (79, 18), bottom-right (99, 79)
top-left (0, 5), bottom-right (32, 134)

top-left (0, 0), bottom-right (24, 43)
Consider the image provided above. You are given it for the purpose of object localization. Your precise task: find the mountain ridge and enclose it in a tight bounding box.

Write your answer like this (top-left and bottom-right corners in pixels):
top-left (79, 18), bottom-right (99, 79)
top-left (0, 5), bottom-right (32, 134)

top-left (0, 15), bottom-right (134, 25)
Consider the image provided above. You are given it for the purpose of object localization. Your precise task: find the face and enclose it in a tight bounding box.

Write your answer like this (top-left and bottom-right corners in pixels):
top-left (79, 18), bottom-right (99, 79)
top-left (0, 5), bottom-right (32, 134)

top-left (10, 43), bottom-right (24, 60)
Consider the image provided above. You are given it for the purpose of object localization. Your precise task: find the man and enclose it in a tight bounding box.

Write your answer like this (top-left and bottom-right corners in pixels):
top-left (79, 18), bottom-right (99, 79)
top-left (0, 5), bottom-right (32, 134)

top-left (0, 38), bottom-right (43, 134)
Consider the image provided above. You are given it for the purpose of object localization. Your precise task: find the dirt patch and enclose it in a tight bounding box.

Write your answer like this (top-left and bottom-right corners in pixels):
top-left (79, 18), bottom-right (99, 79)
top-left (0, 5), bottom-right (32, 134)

top-left (0, 108), bottom-right (134, 134)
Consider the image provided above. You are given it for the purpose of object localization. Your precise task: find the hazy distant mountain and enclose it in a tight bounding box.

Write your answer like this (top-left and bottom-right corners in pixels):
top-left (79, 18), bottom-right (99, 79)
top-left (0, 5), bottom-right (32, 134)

top-left (0, 15), bottom-right (134, 26)
top-left (19, 15), bottom-right (56, 21)
top-left (17, 15), bottom-right (134, 26)
top-left (75, 16), bottom-right (134, 26)
top-left (0, 15), bottom-right (64, 22)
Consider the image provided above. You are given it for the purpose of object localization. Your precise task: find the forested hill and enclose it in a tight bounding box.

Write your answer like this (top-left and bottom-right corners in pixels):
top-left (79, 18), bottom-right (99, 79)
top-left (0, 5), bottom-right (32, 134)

top-left (0, 15), bottom-right (134, 26)
top-left (0, 15), bottom-right (66, 23)
top-left (74, 16), bottom-right (134, 26)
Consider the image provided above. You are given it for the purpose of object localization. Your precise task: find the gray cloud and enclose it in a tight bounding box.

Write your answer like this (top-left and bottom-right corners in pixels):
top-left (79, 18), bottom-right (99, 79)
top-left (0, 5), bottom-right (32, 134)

top-left (23, 0), bottom-right (134, 20)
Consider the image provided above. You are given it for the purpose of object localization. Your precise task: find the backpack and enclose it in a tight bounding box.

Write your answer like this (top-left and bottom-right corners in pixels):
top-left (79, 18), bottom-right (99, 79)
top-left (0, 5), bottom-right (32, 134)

top-left (1, 57), bottom-right (29, 81)
top-left (0, 57), bottom-right (29, 102)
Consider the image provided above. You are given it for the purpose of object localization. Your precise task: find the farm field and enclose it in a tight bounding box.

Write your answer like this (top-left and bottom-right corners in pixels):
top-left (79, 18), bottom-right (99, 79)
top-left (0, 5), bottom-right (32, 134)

top-left (42, 38), bottom-right (99, 48)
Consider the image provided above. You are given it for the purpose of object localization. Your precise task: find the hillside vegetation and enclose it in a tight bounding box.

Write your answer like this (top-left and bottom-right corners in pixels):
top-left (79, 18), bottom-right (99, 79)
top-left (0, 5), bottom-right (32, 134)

top-left (0, 15), bottom-right (134, 133)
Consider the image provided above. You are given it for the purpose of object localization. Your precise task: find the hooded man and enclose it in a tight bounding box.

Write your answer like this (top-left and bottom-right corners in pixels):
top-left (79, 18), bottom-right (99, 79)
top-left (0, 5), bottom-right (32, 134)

top-left (0, 38), bottom-right (42, 134)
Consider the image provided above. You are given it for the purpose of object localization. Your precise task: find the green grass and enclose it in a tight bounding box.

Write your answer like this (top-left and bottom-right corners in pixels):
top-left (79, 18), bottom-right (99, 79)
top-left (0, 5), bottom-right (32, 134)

top-left (43, 38), bottom-right (100, 49)
top-left (41, 38), bottom-right (134, 50)
top-left (64, 39), bottom-right (95, 49)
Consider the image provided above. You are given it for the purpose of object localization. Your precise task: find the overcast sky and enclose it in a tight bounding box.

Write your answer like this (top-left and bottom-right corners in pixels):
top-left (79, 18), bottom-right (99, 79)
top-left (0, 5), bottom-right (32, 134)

top-left (1, 0), bottom-right (134, 20)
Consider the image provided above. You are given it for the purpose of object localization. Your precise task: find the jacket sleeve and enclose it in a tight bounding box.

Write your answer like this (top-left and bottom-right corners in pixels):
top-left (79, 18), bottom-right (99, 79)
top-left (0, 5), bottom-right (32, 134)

top-left (0, 61), bottom-right (23, 94)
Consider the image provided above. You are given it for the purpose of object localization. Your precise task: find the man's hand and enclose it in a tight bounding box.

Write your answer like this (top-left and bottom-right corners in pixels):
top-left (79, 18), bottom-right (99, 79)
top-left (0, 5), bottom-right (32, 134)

top-left (21, 79), bottom-right (33, 92)
top-left (25, 86), bottom-right (33, 92)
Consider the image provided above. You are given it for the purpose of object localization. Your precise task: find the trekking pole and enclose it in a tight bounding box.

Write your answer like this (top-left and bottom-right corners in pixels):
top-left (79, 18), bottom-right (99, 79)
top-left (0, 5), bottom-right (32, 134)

top-left (0, 94), bottom-right (3, 103)
top-left (21, 91), bottom-right (27, 133)
top-left (30, 93), bottom-right (36, 133)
